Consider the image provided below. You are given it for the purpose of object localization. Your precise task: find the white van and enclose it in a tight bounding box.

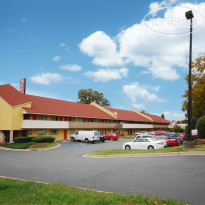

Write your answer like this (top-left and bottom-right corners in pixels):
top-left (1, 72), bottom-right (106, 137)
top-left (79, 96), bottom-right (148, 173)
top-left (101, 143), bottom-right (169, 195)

top-left (71, 130), bottom-right (100, 143)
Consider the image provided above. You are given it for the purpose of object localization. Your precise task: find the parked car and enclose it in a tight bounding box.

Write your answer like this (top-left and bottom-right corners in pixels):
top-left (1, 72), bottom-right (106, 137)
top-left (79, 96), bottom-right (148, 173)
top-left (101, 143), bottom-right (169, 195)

top-left (163, 133), bottom-right (183, 144)
top-left (136, 131), bottom-right (149, 136)
top-left (154, 131), bottom-right (167, 136)
top-left (136, 135), bottom-right (165, 147)
top-left (106, 133), bottom-right (119, 141)
top-left (100, 133), bottom-right (106, 142)
top-left (70, 130), bottom-right (100, 143)
top-left (176, 133), bottom-right (185, 138)
top-left (123, 138), bottom-right (164, 150)
top-left (156, 135), bottom-right (170, 147)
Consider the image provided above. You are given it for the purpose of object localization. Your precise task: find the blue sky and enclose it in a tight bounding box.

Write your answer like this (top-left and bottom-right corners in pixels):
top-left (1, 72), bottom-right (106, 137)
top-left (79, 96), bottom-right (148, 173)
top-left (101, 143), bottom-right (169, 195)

top-left (1, 0), bottom-right (205, 121)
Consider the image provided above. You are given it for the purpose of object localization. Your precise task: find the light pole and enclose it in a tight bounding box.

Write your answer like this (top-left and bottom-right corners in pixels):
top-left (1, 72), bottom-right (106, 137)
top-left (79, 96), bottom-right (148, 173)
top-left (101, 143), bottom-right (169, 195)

top-left (185, 10), bottom-right (194, 142)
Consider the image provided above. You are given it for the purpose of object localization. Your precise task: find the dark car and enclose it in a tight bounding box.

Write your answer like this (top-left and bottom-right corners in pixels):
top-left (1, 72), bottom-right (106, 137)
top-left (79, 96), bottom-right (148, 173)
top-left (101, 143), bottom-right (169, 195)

top-left (100, 133), bottom-right (106, 142)
top-left (164, 133), bottom-right (183, 144)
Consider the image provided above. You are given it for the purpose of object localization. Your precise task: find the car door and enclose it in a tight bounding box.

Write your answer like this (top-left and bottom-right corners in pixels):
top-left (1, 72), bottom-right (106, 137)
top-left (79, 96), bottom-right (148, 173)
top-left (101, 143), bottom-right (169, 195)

top-left (132, 139), bottom-right (141, 149)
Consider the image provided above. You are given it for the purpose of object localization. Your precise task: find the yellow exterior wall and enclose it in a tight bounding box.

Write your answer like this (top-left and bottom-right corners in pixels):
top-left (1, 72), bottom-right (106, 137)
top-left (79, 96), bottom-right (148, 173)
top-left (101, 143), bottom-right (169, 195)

top-left (28, 129), bottom-right (65, 141)
top-left (0, 97), bottom-right (13, 130)
top-left (0, 97), bottom-right (31, 130)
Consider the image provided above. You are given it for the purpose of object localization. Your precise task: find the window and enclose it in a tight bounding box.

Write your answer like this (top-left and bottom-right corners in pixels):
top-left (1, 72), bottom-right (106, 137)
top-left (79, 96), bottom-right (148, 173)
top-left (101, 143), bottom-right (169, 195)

top-left (38, 130), bottom-right (46, 135)
top-left (50, 116), bottom-right (58, 121)
top-left (69, 117), bottom-right (75, 121)
top-left (38, 115), bottom-right (47, 120)
top-left (50, 130), bottom-right (58, 135)
top-left (77, 118), bottom-right (83, 122)
top-left (68, 129), bottom-right (75, 134)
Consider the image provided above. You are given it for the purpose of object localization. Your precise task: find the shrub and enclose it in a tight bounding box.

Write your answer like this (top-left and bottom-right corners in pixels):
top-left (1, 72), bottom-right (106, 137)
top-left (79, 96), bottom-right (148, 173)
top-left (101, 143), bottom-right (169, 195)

top-left (14, 137), bottom-right (35, 144)
top-left (32, 136), bottom-right (55, 143)
top-left (173, 125), bottom-right (184, 133)
top-left (196, 116), bottom-right (205, 139)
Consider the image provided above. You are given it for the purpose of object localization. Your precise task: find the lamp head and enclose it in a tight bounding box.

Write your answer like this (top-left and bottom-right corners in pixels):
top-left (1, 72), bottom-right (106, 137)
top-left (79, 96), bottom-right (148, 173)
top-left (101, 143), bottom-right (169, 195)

top-left (185, 10), bottom-right (194, 19)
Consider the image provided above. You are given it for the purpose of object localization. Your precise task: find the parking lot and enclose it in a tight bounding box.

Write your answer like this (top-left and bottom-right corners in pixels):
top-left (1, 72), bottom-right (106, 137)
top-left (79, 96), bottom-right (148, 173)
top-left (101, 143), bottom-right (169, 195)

top-left (0, 139), bottom-right (205, 205)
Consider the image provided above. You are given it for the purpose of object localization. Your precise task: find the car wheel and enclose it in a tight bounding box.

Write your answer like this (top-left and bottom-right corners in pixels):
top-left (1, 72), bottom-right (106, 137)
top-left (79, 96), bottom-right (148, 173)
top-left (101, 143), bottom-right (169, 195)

top-left (147, 145), bottom-right (154, 150)
top-left (85, 138), bottom-right (89, 143)
top-left (71, 137), bottom-right (75, 141)
top-left (125, 145), bottom-right (131, 150)
top-left (101, 140), bottom-right (105, 142)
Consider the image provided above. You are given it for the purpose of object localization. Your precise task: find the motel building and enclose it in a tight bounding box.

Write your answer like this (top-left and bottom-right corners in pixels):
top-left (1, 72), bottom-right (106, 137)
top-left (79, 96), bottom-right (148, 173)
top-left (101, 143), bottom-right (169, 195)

top-left (0, 84), bottom-right (170, 143)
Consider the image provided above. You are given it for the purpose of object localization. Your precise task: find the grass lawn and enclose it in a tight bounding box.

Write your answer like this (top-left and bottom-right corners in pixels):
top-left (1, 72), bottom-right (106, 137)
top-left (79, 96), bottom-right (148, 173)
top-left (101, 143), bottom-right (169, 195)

top-left (88, 145), bottom-right (205, 156)
top-left (28, 143), bottom-right (57, 149)
top-left (0, 142), bottom-right (57, 150)
top-left (0, 142), bottom-right (36, 149)
top-left (0, 177), bottom-right (190, 205)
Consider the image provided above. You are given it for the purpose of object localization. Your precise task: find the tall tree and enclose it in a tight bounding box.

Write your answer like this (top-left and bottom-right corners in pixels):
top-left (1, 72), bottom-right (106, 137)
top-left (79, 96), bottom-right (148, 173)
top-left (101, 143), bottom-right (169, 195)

top-left (161, 114), bottom-right (165, 118)
top-left (182, 56), bottom-right (205, 119)
top-left (78, 88), bottom-right (111, 107)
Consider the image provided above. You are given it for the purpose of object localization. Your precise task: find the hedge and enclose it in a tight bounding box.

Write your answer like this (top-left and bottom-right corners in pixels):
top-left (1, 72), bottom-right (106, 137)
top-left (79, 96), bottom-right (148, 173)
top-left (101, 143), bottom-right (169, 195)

top-left (32, 136), bottom-right (55, 143)
top-left (196, 116), bottom-right (205, 139)
top-left (14, 137), bottom-right (35, 144)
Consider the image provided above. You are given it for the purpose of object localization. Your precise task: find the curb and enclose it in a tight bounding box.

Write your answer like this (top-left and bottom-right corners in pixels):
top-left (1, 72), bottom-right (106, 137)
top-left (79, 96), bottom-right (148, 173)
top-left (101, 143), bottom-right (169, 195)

top-left (83, 151), bottom-right (205, 158)
top-left (0, 143), bottom-right (61, 152)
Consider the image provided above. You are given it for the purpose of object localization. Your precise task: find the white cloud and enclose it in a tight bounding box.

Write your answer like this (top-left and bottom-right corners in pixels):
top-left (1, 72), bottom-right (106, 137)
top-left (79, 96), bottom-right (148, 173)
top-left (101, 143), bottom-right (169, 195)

top-left (30, 72), bottom-right (64, 85)
top-left (79, 31), bottom-right (123, 66)
top-left (149, 0), bottom-right (179, 16)
top-left (59, 43), bottom-right (66, 47)
top-left (21, 18), bottom-right (28, 22)
top-left (132, 103), bottom-right (145, 110)
top-left (60, 64), bottom-right (82, 72)
top-left (156, 110), bottom-right (185, 121)
top-left (84, 68), bottom-right (128, 82)
top-left (80, 2), bottom-right (205, 80)
top-left (123, 82), bottom-right (166, 104)
top-left (53, 56), bottom-right (62, 61)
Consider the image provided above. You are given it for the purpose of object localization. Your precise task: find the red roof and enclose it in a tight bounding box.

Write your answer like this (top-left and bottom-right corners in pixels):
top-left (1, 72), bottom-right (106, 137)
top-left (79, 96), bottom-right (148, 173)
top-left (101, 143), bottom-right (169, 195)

top-left (0, 84), bottom-right (31, 106)
top-left (106, 107), bottom-right (151, 122)
top-left (0, 84), bottom-right (115, 119)
top-left (145, 113), bottom-right (170, 124)
top-left (0, 84), bottom-right (170, 123)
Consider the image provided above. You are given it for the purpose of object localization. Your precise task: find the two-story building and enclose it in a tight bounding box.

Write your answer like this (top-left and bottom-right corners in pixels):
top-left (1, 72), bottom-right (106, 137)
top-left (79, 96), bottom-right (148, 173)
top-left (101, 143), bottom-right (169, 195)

top-left (0, 84), bottom-right (170, 142)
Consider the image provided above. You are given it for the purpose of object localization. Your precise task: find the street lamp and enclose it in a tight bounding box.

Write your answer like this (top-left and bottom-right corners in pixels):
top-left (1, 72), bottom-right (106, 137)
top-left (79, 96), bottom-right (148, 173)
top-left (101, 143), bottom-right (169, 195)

top-left (185, 10), bottom-right (194, 141)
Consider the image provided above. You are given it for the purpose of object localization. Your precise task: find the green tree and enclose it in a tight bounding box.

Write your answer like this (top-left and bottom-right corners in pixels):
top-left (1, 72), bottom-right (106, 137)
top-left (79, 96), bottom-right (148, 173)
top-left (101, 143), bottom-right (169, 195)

top-left (78, 88), bottom-right (111, 107)
top-left (196, 116), bottom-right (205, 139)
top-left (161, 114), bottom-right (165, 118)
top-left (182, 56), bottom-right (205, 119)
top-left (173, 124), bottom-right (184, 133)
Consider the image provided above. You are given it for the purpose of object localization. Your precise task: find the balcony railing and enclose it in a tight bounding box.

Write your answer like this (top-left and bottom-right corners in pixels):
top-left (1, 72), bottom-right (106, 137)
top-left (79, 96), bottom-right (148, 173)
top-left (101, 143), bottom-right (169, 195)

top-left (22, 120), bottom-right (69, 129)
top-left (122, 123), bottom-right (153, 129)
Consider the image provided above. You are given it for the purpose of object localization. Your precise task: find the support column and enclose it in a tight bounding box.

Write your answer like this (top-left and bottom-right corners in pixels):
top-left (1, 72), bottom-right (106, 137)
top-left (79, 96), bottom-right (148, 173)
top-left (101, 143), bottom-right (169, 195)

top-left (10, 130), bottom-right (14, 143)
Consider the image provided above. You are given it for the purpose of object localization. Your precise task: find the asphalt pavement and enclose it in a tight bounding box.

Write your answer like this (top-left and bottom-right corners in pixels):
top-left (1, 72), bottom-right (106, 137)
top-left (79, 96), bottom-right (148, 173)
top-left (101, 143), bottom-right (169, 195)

top-left (0, 139), bottom-right (205, 205)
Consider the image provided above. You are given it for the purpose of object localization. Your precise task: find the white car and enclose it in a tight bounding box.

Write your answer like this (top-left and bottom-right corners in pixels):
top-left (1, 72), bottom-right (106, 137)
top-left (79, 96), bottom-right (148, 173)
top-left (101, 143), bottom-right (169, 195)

top-left (123, 138), bottom-right (164, 150)
top-left (136, 131), bottom-right (148, 136)
top-left (135, 135), bottom-right (165, 147)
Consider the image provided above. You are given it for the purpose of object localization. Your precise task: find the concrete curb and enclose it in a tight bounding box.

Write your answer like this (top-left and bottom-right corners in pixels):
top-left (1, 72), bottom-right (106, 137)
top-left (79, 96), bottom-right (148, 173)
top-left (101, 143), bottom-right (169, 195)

top-left (0, 143), bottom-right (61, 152)
top-left (83, 151), bottom-right (205, 158)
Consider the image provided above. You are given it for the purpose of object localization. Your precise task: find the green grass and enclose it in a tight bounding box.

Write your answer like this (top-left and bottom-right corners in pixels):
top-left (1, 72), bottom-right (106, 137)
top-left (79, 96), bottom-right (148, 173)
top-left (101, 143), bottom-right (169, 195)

top-left (30, 143), bottom-right (57, 149)
top-left (88, 145), bottom-right (205, 156)
top-left (0, 142), bottom-right (36, 149)
top-left (0, 177), bottom-right (190, 205)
